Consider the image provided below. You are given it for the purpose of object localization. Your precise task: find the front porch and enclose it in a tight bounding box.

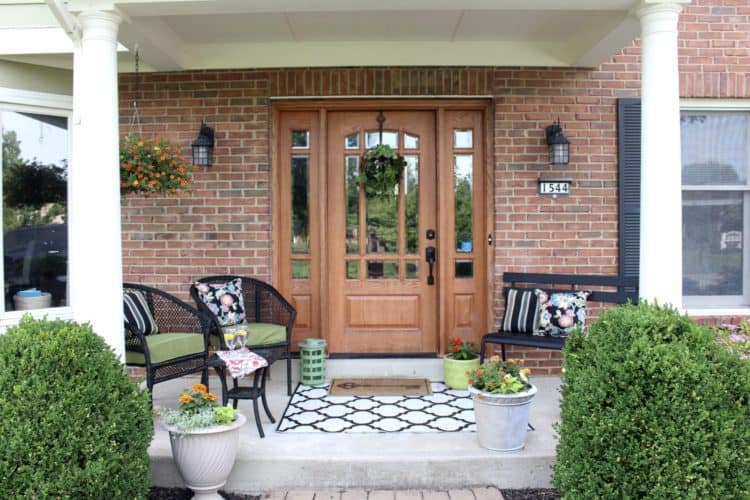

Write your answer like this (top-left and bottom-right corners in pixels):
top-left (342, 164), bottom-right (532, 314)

top-left (149, 358), bottom-right (561, 493)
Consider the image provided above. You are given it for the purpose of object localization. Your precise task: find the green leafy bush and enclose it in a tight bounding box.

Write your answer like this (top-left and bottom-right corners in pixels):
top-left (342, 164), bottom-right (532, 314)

top-left (0, 316), bottom-right (153, 498)
top-left (553, 302), bottom-right (750, 499)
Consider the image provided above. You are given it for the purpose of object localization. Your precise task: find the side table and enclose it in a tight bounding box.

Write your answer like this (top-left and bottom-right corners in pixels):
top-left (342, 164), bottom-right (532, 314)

top-left (207, 350), bottom-right (275, 438)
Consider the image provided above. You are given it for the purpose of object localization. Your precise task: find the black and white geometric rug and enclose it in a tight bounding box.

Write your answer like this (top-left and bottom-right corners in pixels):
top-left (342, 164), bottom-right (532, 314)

top-left (276, 382), bottom-right (476, 433)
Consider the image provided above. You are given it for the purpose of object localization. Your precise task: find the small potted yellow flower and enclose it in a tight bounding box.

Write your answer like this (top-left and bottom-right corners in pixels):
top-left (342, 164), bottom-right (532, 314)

top-left (160, 383), bottom-right (245, 497)
top-left (467, 357), bottom-right (536, 451)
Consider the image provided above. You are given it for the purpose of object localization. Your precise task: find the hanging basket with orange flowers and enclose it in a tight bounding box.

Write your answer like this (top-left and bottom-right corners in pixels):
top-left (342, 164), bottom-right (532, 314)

top-left (120, 133), bottom-right (192, 195)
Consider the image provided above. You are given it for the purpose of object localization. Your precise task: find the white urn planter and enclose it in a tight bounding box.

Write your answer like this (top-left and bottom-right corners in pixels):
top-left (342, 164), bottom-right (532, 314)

top-left (164, 413), bottom-right (246, 500)
top-left (468, 384), bottom-right (537, 452)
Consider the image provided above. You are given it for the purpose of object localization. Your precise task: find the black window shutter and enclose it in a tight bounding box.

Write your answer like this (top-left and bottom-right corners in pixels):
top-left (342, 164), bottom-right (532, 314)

top-left (618, 98), bottom-right (641, 281)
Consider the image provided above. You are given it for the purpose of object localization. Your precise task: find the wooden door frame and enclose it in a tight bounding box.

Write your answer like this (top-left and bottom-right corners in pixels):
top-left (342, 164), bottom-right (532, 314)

top-left (272, 98), bottom-right (494, 355)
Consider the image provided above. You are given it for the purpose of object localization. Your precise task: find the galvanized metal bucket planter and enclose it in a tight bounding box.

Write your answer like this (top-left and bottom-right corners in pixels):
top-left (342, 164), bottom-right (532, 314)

top-left (165, 413), bottom-right (246, 499)
top-left (468, 384), bottom-right (537, 452)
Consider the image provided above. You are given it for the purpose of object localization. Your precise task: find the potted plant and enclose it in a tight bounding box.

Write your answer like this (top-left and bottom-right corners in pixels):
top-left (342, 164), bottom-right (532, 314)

top-left (120, 133), bottom-right (192, 195)
top-left (443, 336), bottom-right (480, 390)
top-left (357, 144), bottom-right (406, 199)
top-left (467, 356), bottom-right (536, 451)
top-left (160, 383), bottom-right (246, 499)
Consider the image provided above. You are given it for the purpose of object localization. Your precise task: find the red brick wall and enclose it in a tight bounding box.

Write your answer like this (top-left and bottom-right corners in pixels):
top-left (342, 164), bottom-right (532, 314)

top-left (118, 0), bottom-right (750, 374)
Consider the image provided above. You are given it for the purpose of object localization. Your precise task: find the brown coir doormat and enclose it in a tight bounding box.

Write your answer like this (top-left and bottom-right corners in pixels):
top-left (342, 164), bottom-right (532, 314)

top-left (328, 377), bottom-right (432, 397)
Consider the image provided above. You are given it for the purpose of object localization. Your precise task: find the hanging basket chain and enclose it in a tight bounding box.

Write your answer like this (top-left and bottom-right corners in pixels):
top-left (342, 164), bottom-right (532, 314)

top-left (127, 48), bottom-right (142, 136)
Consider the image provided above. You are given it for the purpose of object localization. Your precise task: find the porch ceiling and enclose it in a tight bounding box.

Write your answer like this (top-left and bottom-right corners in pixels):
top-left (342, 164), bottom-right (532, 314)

top-left (0, 0), bottom-right (648, 73)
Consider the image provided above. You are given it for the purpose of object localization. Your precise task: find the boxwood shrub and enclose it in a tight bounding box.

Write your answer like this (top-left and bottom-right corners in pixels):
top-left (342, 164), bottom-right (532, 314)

top-left (553, 302), bottom-right (750, 499)
top-left (0, 316), bottom-right (153, 498)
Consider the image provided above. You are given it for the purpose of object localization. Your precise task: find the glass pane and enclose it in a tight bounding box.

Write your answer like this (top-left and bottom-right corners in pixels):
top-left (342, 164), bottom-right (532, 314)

top-left (681, 113), bottom-right (748, 185)
top-left (455, 260), bottom-right (474, 278)
top-left (291, 155), bottom-right (310, 254)
top-left (346, 156), bottom-right (360, 254)
top-left (455, 155), bottom-right (473, 253)
top-left (405, 155), bottom-right (419, 254)
top-left (366, 131), bottom-right (398, 149)
top-left (367, 261), bottom-right (398, 279)
top-left (682, 191), bottom-right (742, 295)
top-left (454, 129), bottom-right (473, 149)
top-left (367, 191), bottom-right (398, 254)
top-left (345, 133), bottom-right (359, 149)
top-left (1, 110), bottom-right (69, 311)
top-left (292, 260), bottom-right (310, 279)
top-left (291, 130), bottom-right (309, 149)
top-left (346, 261), bottom-right (359, 279)
top-left (404, 134), bottom-right (419, 149)
top-left (405, 260), bottom-right (419, 279)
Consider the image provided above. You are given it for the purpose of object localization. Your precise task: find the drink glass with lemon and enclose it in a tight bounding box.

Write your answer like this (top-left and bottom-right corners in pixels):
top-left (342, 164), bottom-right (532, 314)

top-left (223, 331), bottom-right (237, 351)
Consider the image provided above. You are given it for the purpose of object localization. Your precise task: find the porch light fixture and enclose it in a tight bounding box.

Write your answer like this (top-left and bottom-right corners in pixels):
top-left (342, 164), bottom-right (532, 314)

top-left (545, 119), bottom-right (570, 165)
top-left (191, 121), bottom-right (215, 167)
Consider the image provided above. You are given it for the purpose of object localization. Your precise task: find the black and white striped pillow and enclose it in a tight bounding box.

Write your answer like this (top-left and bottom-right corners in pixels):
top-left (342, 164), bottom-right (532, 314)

top-left (123, 290), bottom-right (159, 335)
top-left (501, 288), bottom-right (539, 333)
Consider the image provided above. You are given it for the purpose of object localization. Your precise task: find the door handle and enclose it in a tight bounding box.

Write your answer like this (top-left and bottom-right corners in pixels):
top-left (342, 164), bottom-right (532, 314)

top-left (425, 246), bottom-right (436, 285)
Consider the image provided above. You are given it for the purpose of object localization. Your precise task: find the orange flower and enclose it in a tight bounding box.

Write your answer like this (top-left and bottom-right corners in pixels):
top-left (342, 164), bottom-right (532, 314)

top-left (179, 394), bottom-right (193, 404)
top-left (192, 383), bottom-right (207, 393)
top-left (205, 392), bottom-right (218, 401)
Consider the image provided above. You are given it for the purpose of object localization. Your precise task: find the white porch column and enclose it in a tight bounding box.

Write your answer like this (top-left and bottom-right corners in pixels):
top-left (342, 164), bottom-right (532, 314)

top-left (636, 1), bottom-right (688, 308)
top-left (69, 10), bottom-right (124, 358)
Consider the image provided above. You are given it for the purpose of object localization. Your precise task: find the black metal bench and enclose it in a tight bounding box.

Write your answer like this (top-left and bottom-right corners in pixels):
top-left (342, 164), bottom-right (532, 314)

top-left (480, 272), bottom-right (639, 362)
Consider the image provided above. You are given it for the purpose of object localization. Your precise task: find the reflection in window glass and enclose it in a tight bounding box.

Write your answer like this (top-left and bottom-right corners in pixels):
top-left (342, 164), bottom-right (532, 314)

top-left (455, 155), bottom-right (473, 253)
top-left (346, 261), bottom-right (359, 279)
top-left (1, 110), bottom-right (69, 311)
top-left (405, 155), bottom-right (419, 254)
top-left (454, 129), bottom-right (473, 149)
top-left (291, 156), bottom-right (310, 254)
top-left (291, 130), bottom-right (310, 149)
top-left (367, 261), bottom-right (398, 279)
top-left (455, 260), bottom-right (474, 278)
top-left (367, 191), bottom-right (398, 254)
top-left (682, 191), bottom-right (742, 295)
top-left (292, 260), bottom-right (311, 279)
top-left (405, 260), bottom-right (419, 279)
top-left (345, 133), bottom-right (359, 149)
top-left (404, 134), bottom-right (419, 149)
top-left (346, 156), bottom-right (360, 254)
top-left (365, 131), bottom-right (398, 149)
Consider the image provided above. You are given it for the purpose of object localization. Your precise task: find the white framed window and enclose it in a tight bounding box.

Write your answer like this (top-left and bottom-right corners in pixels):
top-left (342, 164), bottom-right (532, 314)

top-left (0, 87), bottom-right (73, 326)
top-left (681, 100), bottom-right (750, 309)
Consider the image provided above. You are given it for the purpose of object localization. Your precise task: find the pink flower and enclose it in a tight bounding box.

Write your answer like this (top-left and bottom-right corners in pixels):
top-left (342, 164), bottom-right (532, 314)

top-left (220, 294), bottom-right (235, 306)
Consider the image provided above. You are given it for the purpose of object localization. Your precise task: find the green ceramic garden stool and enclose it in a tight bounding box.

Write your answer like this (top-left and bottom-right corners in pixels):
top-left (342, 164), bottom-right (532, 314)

top-left (299, 338), bottom-right (327, 386)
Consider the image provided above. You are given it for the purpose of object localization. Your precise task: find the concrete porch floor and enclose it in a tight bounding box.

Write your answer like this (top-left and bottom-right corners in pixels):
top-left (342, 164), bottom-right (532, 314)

top-left (149, 358), bottom-right (560, 495)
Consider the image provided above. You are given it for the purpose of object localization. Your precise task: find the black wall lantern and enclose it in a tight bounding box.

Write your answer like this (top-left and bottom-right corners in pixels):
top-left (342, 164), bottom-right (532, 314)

top-left (191, 121), bottom-right (215, 167)
top-left (545, 119), bottom-right (570, 165)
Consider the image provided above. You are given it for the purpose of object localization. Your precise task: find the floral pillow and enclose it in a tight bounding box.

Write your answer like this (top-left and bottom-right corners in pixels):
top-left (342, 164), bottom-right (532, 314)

top-left (194, 278), bottom-right (246, 326)
top-left (534, 289), bottom-right (591, 338)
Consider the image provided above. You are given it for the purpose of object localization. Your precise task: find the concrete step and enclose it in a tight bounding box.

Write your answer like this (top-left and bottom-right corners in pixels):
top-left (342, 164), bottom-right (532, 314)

top-left (149, 359), bottom-right (559, 494)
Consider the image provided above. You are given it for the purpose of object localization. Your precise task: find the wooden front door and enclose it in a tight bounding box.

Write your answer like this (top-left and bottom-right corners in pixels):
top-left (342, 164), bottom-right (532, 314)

top-left (327, 111), bottom-right (437, 353)
top-left (276, 102), bottom-right (488, 355)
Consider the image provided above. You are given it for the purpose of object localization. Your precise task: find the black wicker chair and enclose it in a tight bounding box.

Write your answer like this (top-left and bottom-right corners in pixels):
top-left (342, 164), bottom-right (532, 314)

top-left (191, 275), bottom-right (296, 396)
top-left (123, 283), bottom-right (211, 399)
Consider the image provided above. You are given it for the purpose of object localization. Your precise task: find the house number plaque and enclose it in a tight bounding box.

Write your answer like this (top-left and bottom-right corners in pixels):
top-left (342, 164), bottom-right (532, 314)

top-left (538, 177), bottom-right (572, 197)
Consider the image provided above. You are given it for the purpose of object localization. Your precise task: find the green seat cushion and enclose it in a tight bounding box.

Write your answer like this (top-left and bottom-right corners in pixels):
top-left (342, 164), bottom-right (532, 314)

top-left (211, 323), bottom-right (287, 348)
top-left (126, 333), bottom-right (205, 365)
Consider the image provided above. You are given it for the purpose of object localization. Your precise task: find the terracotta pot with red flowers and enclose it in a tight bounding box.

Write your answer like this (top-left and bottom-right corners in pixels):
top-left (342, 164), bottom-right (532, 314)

top-left (443, 336), bottom-right (480, 390)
